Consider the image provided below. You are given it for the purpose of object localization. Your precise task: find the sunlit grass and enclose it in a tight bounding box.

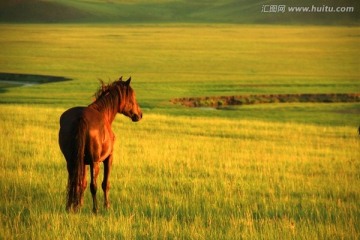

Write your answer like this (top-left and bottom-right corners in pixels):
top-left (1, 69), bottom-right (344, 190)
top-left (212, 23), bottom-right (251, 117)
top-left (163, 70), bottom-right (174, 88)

top-left (0, 104), bottom-right (359, 239)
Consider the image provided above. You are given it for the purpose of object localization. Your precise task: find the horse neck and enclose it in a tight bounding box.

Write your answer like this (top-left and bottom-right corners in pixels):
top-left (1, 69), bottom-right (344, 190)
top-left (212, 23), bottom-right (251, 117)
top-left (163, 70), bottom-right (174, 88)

top-left (89, 91), bottom-right (119, 124)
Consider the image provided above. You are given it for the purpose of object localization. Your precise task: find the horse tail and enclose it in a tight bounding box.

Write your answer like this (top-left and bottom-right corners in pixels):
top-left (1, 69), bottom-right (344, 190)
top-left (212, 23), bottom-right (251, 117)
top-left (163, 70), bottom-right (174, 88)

top-left (66, 118), bottom-right (86, 212)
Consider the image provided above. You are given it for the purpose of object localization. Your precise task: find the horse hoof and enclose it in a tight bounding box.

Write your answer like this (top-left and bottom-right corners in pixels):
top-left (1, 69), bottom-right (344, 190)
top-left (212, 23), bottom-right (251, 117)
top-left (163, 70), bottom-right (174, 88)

top-left (66, 205), bottom-right (79, 214)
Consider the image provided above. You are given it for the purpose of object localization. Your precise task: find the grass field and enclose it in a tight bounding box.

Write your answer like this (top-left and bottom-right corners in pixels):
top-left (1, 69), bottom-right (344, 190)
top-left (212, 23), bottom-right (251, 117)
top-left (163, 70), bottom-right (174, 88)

top-left (0, 24), bottom-right (359, 239)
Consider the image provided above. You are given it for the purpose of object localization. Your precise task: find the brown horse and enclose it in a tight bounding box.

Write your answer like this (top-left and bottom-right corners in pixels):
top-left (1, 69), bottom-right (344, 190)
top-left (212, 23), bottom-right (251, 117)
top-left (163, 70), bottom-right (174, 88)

top-left (58, 76), bottom-right (142, 213)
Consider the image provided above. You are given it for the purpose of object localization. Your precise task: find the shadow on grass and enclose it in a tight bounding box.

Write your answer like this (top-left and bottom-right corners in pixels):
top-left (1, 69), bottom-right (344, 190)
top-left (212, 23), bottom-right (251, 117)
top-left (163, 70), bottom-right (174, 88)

top-left (0, 72), bottom-right (72, 84)
top-left (0, 72), bottom-right (72, 93)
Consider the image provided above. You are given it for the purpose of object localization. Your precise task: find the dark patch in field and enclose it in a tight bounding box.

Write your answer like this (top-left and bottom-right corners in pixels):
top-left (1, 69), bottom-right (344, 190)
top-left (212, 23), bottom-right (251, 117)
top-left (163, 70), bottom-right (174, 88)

top-left (171, 93), bottom-right (360, 108)
top-left (0, 73), bottom-right (72, 94)
top-left (334, 108), bottom-right (360, 114)
top-left (0, 72), bottom-right (71, 84)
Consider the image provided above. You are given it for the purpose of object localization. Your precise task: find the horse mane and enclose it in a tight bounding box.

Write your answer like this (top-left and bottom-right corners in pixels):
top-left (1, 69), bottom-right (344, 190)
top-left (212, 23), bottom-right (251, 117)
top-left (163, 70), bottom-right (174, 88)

top-left (94, 76), bottom-right (126, 100)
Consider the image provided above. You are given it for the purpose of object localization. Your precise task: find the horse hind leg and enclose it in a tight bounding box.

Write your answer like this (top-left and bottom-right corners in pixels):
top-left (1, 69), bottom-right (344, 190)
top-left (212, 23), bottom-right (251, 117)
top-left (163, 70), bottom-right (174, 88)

top-left (65, 171), bottom-right (73, 212)
top-left (102, 155), bottom-right (113, 209)
top-left (80, 166), bottom-right (87, 207)
top-left (90, 162), bottom-right (100, 213)
top-left (66, 161), bottom-right (76, 212)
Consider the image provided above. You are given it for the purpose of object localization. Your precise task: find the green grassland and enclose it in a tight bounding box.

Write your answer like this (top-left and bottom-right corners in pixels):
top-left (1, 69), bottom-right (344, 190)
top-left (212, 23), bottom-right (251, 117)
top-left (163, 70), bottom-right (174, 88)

top-left (0, 24), bottom-right (359, 239)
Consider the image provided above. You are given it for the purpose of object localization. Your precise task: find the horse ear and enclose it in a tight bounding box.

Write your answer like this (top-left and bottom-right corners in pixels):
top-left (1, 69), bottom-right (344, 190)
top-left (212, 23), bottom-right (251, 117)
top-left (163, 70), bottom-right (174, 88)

top-left (119, 76), bottom-right (123, 81)
top-left (125, 77), bottom-right (131, 85)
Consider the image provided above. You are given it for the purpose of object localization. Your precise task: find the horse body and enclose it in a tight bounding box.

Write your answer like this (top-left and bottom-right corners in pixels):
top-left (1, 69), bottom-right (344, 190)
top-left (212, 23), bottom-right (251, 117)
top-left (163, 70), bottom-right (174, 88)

top-left (59, 106), bottom-right (114, 164)
top-left (59, 77), bottom-right (142, 213)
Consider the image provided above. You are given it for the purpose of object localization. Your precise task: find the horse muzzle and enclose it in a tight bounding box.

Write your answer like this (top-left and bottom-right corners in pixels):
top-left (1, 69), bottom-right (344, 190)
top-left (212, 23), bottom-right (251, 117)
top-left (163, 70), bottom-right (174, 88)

top-left (131, 112), bottom-right (142, 122)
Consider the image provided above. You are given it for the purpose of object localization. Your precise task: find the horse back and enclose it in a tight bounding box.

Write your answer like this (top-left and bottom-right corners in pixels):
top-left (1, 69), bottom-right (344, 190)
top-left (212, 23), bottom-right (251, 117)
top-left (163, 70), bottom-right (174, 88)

top-left (60, 107), bottom-right (85, 128)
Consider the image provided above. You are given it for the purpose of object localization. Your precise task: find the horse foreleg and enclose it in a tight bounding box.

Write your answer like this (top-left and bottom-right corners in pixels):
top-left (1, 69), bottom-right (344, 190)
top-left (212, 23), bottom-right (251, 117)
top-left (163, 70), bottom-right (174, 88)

top-left (102, 155), bottom-right (113, 209)
top-left (90, 162), bottom-right (100, 213)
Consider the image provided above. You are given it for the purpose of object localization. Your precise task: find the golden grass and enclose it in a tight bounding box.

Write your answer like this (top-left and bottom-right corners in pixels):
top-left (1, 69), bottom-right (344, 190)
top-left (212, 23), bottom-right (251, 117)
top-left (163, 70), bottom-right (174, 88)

top-left (0, 104), bottom-right (359, 239)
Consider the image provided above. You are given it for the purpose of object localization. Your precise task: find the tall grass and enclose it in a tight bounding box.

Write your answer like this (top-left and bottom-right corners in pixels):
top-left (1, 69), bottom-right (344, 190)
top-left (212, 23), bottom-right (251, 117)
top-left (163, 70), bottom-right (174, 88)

top-left (0, 104), bottom-right (359, 239)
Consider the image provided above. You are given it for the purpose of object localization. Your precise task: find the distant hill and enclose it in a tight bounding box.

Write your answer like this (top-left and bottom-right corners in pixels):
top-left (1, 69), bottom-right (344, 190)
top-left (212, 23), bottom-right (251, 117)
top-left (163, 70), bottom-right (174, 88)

top-left (0, 0), bottom-right (359, 25)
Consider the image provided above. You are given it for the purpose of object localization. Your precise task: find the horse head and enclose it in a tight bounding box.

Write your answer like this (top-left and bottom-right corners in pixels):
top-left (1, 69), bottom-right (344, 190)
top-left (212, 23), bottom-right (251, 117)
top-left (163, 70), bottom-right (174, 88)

top-left (117, 77), bottom-right (142, 122)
